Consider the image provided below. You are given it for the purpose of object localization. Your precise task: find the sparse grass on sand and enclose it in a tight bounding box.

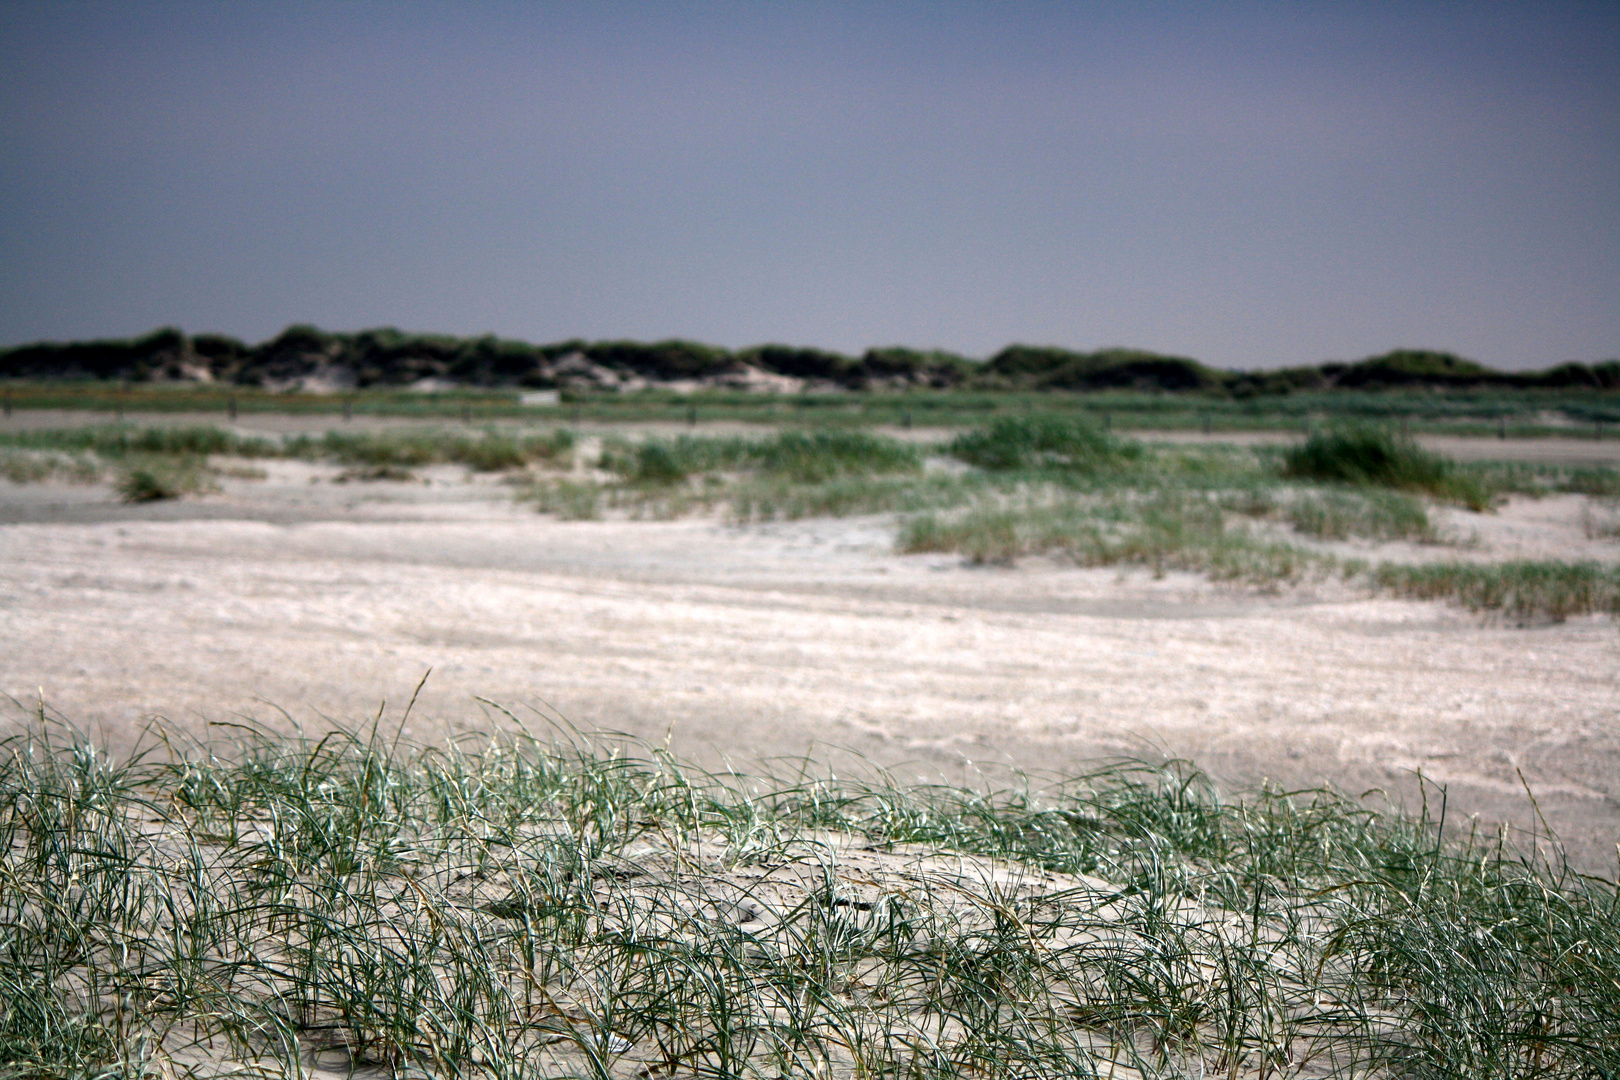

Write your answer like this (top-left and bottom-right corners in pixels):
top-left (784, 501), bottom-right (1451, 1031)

top-left (5, 420), bottom-right (1619, 619)
top-left (899, 490), bottom-right (1318, 583)
top-left (114, 456), bottom-right (219, 503)
top-left (1372, 560), bottom-right (1620, 622)
top-left (285, 428), bottom-right (577, 472)
top-left (0, 424), bottom-right (576, 474)
top-left (0, 425), bottom-right (576, 501)
top-left (596, 430), bottom-right (923, 487)
top-left (2, 712), bottom-right (1614, 1080)
top-left (0, 448), bottom-right (100, 485)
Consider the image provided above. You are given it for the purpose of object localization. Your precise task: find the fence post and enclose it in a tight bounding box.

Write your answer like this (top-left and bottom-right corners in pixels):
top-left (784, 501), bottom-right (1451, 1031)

top-left (1498, 416), bottom-right (1507, 440)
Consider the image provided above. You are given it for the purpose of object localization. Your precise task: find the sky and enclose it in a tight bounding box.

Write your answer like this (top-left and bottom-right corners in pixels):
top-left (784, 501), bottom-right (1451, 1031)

top-left (0, 2), bottom-right (1616, 370)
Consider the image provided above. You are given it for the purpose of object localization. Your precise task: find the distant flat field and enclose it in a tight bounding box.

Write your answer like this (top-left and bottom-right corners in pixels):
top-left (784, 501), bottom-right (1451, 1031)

top-left (2, 418), bottom-right (1617, 873)
top-left (1144, 427), bottom-right (1620, 467)
top-left (6, 406), bottom-right (1620, 466)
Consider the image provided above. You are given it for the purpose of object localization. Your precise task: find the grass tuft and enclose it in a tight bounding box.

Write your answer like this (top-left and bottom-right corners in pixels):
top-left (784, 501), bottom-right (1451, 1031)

top-left (0, 448), bottom-right (100, 484)
top-left (1284, 427), bottom-right (1489, 509)
top-left (949, 415), bottom-right (1135, 471)
top-left (115, 456), bottom-right (217, 502)
top-left (0, 716), bottom-right (1614, 1080)
top-left (1374, 559), bottom-right (1620, 621)
top-left (901, 489), bottom-right (1318, 581)
top-left (599, 430), bottom-right (923, 487)
top-left (289, 427), bottom-right (576, 471)
top-left (1285, 488), bottom-right (1437, 542)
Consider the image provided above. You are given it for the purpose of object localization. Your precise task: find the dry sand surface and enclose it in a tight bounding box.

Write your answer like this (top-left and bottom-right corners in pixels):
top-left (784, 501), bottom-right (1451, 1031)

top-left (2, 419), bottom-right (1618, 873)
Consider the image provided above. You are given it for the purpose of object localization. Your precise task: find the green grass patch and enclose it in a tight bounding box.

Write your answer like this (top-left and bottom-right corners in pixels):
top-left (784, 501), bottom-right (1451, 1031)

top-left (599, 430), bottom-right (923, 486)
top-left (1374, 559), bottom-right (1620, 621)
top-left (4, 375), bottom-right (1617, 436)
top-left (727, 472), bottom-right (973, 523)
top-left (0, 423), bottom-right (277, 459)
top-left (948, 415), bottom-right (1137, 471)
top-left (901, 489), bottom-right (1318, 581)
top-left (1285, 488), bottom-right (1436, 542)
top-left (1283, 427), bottom-right (1489, 509)
top-left (115, 455), bottom-right (218, 502)
top-left (7, 419), bottom-right (1619, 620)
top-left (0, 715), bottom-right (1613, 1079)
top-left (1461, 461), bottom-right (1620, 499)
top-left (288, 427), bottom-right (575, 471)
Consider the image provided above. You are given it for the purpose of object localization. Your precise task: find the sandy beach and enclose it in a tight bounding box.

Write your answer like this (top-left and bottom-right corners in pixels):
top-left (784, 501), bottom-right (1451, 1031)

top-left (3, 427), bottom-right (1616, 873)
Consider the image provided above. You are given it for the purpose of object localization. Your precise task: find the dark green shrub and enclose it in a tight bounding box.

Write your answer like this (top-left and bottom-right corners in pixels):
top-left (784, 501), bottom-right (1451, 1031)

top-left (949, 416), bottom-right (1133, 471)
top-left (633, 441), bottom-right (689, 485)
top-left (598, 437), bottom-right (700, 484)
top-left (118, 467), bottom-right (176, 502)
top-left (1284, 427), bottom-right (1488, 509)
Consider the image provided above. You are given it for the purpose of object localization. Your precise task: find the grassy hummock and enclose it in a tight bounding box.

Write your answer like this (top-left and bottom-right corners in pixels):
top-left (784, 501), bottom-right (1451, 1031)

top-left (947, 415), bottom-right (1136, 472)
top-left (1282, 427), bottom-right (1490, 510)
top-left (1, 714), bottom-right (1615, 1079)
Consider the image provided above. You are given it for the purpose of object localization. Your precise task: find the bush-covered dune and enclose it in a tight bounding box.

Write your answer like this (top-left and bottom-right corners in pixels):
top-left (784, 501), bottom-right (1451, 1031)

top-left (3, 326), bottom-right (1617, 396)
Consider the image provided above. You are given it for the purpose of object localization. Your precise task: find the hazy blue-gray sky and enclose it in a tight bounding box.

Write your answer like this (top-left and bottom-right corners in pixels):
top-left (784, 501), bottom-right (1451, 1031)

top-left (1, 1), bottom-right (1615, 369)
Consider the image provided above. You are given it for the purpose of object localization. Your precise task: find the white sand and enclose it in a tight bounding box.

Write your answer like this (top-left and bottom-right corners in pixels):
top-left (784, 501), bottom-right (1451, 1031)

top-left (2, 433), bottom-right (1617, 873)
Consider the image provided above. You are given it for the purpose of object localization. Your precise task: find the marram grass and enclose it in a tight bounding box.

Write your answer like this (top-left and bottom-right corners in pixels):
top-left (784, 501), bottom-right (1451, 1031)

top-left (1, 712), bottom-right (1614, 1079)
top-left (6, 421), bottom-right (1620, 618)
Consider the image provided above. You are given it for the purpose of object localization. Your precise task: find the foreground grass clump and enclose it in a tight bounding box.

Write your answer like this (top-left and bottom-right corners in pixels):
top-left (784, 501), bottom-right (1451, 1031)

top-left (3, 716), bottom-right (1614, 1080)
top-left (1283, 427), bottom-right (1489, 509)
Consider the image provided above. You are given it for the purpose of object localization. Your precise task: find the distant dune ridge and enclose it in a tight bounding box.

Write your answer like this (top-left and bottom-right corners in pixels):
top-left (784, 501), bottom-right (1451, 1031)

top-left (2, 325), bottom-right (1618, 395)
